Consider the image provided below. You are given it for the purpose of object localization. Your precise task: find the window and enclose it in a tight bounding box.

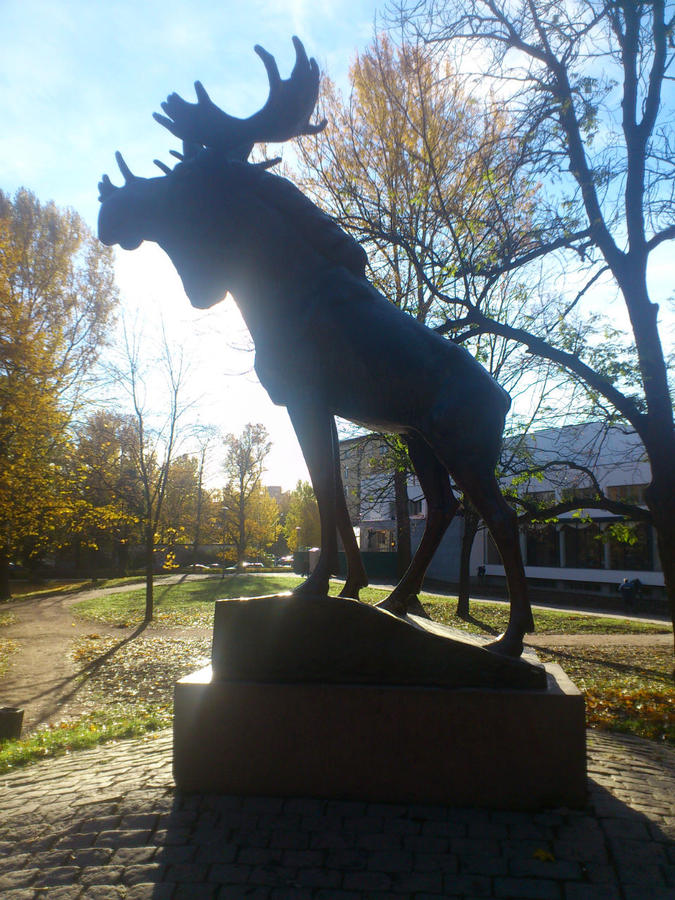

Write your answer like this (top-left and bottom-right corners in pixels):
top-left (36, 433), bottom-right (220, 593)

top-left (526, 525), bottom-right (560, 567)
top-left (408, 498), bottom-right (423, 516)
top-left (563, 523), bottom-right (604, 569)
top-left (560, 485), bottom-right (598, 503)
top-left (525, 490), bottom-right (555, 504)
top-left (609, 523), bottom-right (653, 571)
top-left (607, 484), bottom-right (648, 504)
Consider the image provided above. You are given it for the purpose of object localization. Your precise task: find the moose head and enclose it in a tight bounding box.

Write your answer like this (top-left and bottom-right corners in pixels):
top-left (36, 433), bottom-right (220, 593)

top-left (97, 37), bottom-right (327, 308)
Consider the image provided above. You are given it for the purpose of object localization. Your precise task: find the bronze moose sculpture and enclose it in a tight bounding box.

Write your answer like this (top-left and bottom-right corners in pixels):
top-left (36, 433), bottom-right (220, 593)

top-left (98, 38), bottom-right (534, 656)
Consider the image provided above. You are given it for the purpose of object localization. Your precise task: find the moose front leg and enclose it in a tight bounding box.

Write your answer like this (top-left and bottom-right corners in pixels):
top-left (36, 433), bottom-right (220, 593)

top-left (332, 419), bottom-right (368, 599)
top-left (287, 402), bottom-right (338, 597)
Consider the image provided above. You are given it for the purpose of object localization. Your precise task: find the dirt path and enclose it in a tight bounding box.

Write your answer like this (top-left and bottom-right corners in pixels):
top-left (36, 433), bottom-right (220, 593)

top-left (0, 582), bottom-right (211, 733)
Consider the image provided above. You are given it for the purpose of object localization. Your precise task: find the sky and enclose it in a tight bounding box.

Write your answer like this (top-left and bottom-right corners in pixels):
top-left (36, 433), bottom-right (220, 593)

top-left (1, 0), bottom-right (384, 490)
top-left (2, 1), bottom-right (674, 490)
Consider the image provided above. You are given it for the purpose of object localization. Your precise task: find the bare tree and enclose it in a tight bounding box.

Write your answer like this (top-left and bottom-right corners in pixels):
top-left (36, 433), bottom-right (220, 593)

top-left (115, 319), bottom-right (190, 622)
top-left (389, 0), bottom-right (675, 650)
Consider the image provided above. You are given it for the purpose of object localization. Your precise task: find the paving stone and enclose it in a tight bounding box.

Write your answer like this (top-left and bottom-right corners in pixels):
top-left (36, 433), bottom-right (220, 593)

top-left (390, 870), bottom-right (444, 893)
top-left (565, 885), bottom-right (622, 900)
top-left (402, 833), bottom-right (449, 852)
top-left (32, 866), bottom-right (81, 887)
top-left (355, 832), bottom-right (402, 851)
top-left (623, 887), bottom-right (675, 900)
top-left (111, 846), bottom-right (157, 865)
top-left (39, 887), bottom-right (83, 899)
top-left (126, 884), bottom-right (175, 900)
top-left (165, 862), bottom-right (209, 883)
top-left (509, 856), bottom-right (582, 880)
top-left (79, 865), bottom-right (124, 885)
top-left (84, 884), bottom-right (126, 898)
top-left (414, 851), bottom-right (460, 874)
top-left (295, 867), bottom-right (343, 889)
top-left (94, 829), bottom-right (152, 848)
top-left (121, 863), bottom-right (166, 885)
top-left (217, 888), bottom-right (272, 899)
top-left (462, 853), bottom-right (509, 876)
top-left (443, 873), bottom-right (492, 896)
top-left (268, 890), bottom-right (310, 900)
top-left (209, 862), bottom-right (252, 884)
top-left (173, 884), bottom-right (217, 899)
top-left (0, 869), bottom-right (40, 890)
top-left (315, 892), bottom-right (362, 900)
top-left (194, 842), bottom-right (237, 864)
top-left (343, 870), bottom-right (393, 891)
top-left (494, 875), bottom-right (561, 899)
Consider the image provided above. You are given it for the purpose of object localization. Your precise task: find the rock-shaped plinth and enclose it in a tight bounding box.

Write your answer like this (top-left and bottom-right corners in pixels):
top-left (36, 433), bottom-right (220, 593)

top-left (211, 593), bottom-right (546, 690)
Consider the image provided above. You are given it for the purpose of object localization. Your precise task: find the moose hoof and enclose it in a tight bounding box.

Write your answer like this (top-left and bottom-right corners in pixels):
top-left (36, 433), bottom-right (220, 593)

top-left (339, 580), bottom-right (367, 600)
top-left (376, 596), bottom-right (407, 617)
top-left (292, 576), bottom-right (329, 598)
top-left (404, 595), bottom-right (431, 619)
top-left (486, 632), bottom-right (524, 658)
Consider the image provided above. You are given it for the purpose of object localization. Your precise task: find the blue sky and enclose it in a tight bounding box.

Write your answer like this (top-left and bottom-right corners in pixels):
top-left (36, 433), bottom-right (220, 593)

top-left (1, 0), bottom-right (384, 489)
top-left (1, 0), bottom-right (382, 223)
top-left (3, 1), bottom-right (673, 490)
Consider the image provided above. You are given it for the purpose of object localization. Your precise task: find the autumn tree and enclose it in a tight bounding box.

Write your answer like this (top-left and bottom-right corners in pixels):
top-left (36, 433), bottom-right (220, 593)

top-left (65, 410), bottom-right (142, 574)
top-left (297, 35), bottom-right (552, 601)
top-left (284, 480), bottom-right (321, 552)
top-left (391, 0), bottom-right (675, 647)
top-left (0, 189), bottom-right (117, 597)
top-left (220, 423), bottom-right (276, 566)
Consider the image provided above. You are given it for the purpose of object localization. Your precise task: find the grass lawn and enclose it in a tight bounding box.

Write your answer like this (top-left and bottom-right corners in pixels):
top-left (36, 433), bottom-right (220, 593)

top-left (74, 573), bottom-right (669, 634)
top-left (0, 574), bottom-right (672, 772)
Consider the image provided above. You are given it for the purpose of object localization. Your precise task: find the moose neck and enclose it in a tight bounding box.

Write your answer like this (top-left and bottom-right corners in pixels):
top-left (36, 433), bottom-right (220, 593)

top-left (219, 192), bottom-right (326, 349)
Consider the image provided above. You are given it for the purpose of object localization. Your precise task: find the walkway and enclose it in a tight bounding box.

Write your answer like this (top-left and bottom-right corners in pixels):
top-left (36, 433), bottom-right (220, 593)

top-left (0, 728), bottom-right (673, 899)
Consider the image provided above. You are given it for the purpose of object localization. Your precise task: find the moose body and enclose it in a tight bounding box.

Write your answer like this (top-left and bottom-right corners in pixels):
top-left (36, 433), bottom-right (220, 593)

top-left (98, 39), bottom-right (534, 655)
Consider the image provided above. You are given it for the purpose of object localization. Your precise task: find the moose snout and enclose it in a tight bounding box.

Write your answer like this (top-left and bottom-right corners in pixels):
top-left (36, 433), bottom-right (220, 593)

top-left (97, 200), bottom-right (144, 250)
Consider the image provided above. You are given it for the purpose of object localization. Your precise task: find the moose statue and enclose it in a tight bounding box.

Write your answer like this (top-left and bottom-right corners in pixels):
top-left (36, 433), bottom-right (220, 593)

top-left (98, 38), bottom-right (535, 656)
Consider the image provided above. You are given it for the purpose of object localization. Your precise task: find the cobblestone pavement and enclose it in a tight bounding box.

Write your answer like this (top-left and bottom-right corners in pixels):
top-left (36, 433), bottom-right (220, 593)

top-left (0, 729), bottom-right (674, 899)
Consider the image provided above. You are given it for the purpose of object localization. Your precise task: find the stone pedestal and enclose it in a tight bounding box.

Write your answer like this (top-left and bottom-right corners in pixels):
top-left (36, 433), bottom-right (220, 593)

top-left (173, 595), bottom-right (586, 808)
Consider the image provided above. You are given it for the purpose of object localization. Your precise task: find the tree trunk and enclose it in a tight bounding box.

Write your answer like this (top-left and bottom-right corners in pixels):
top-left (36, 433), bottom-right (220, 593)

top-left (457, 502), bottom-right (479, 619)
top-left (144, 529), bottom-right (154, 623)
top-left (0, 552), bottom-right (11, 601)
top-left (644, 459), bottom-right (675, 664)
top-left (394, 468), bottom-right (412, 579)
top-left (237, 497), bottom-right (246, 569)
top-left (192, 457), bottom-right (204, 572)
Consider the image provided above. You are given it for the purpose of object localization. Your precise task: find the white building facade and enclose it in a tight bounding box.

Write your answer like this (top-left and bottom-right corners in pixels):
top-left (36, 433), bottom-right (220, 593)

top-left (341, 424), bottom-right (664, 597)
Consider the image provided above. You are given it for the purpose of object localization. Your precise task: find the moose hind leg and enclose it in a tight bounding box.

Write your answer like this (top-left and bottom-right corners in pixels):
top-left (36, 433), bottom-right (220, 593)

top-left (377, 433), bottom-right (458, 617)
top-left (452, 463), bottom-right (534, 657)
top-left (332, 420), bottom-right (368, 599)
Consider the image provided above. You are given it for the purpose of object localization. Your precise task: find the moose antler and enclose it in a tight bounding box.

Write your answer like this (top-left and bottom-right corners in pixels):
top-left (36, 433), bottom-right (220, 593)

top-left (98, 151), bottom-right (137, 201)
top-left (152, 36), bottom-right (327, 160)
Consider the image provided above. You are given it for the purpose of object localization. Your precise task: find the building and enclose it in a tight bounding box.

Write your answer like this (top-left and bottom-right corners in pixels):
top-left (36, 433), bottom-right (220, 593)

top-left (339, 434), bottom-right (463, 581)
top-left (340, 423), bottom-right (664, 598)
